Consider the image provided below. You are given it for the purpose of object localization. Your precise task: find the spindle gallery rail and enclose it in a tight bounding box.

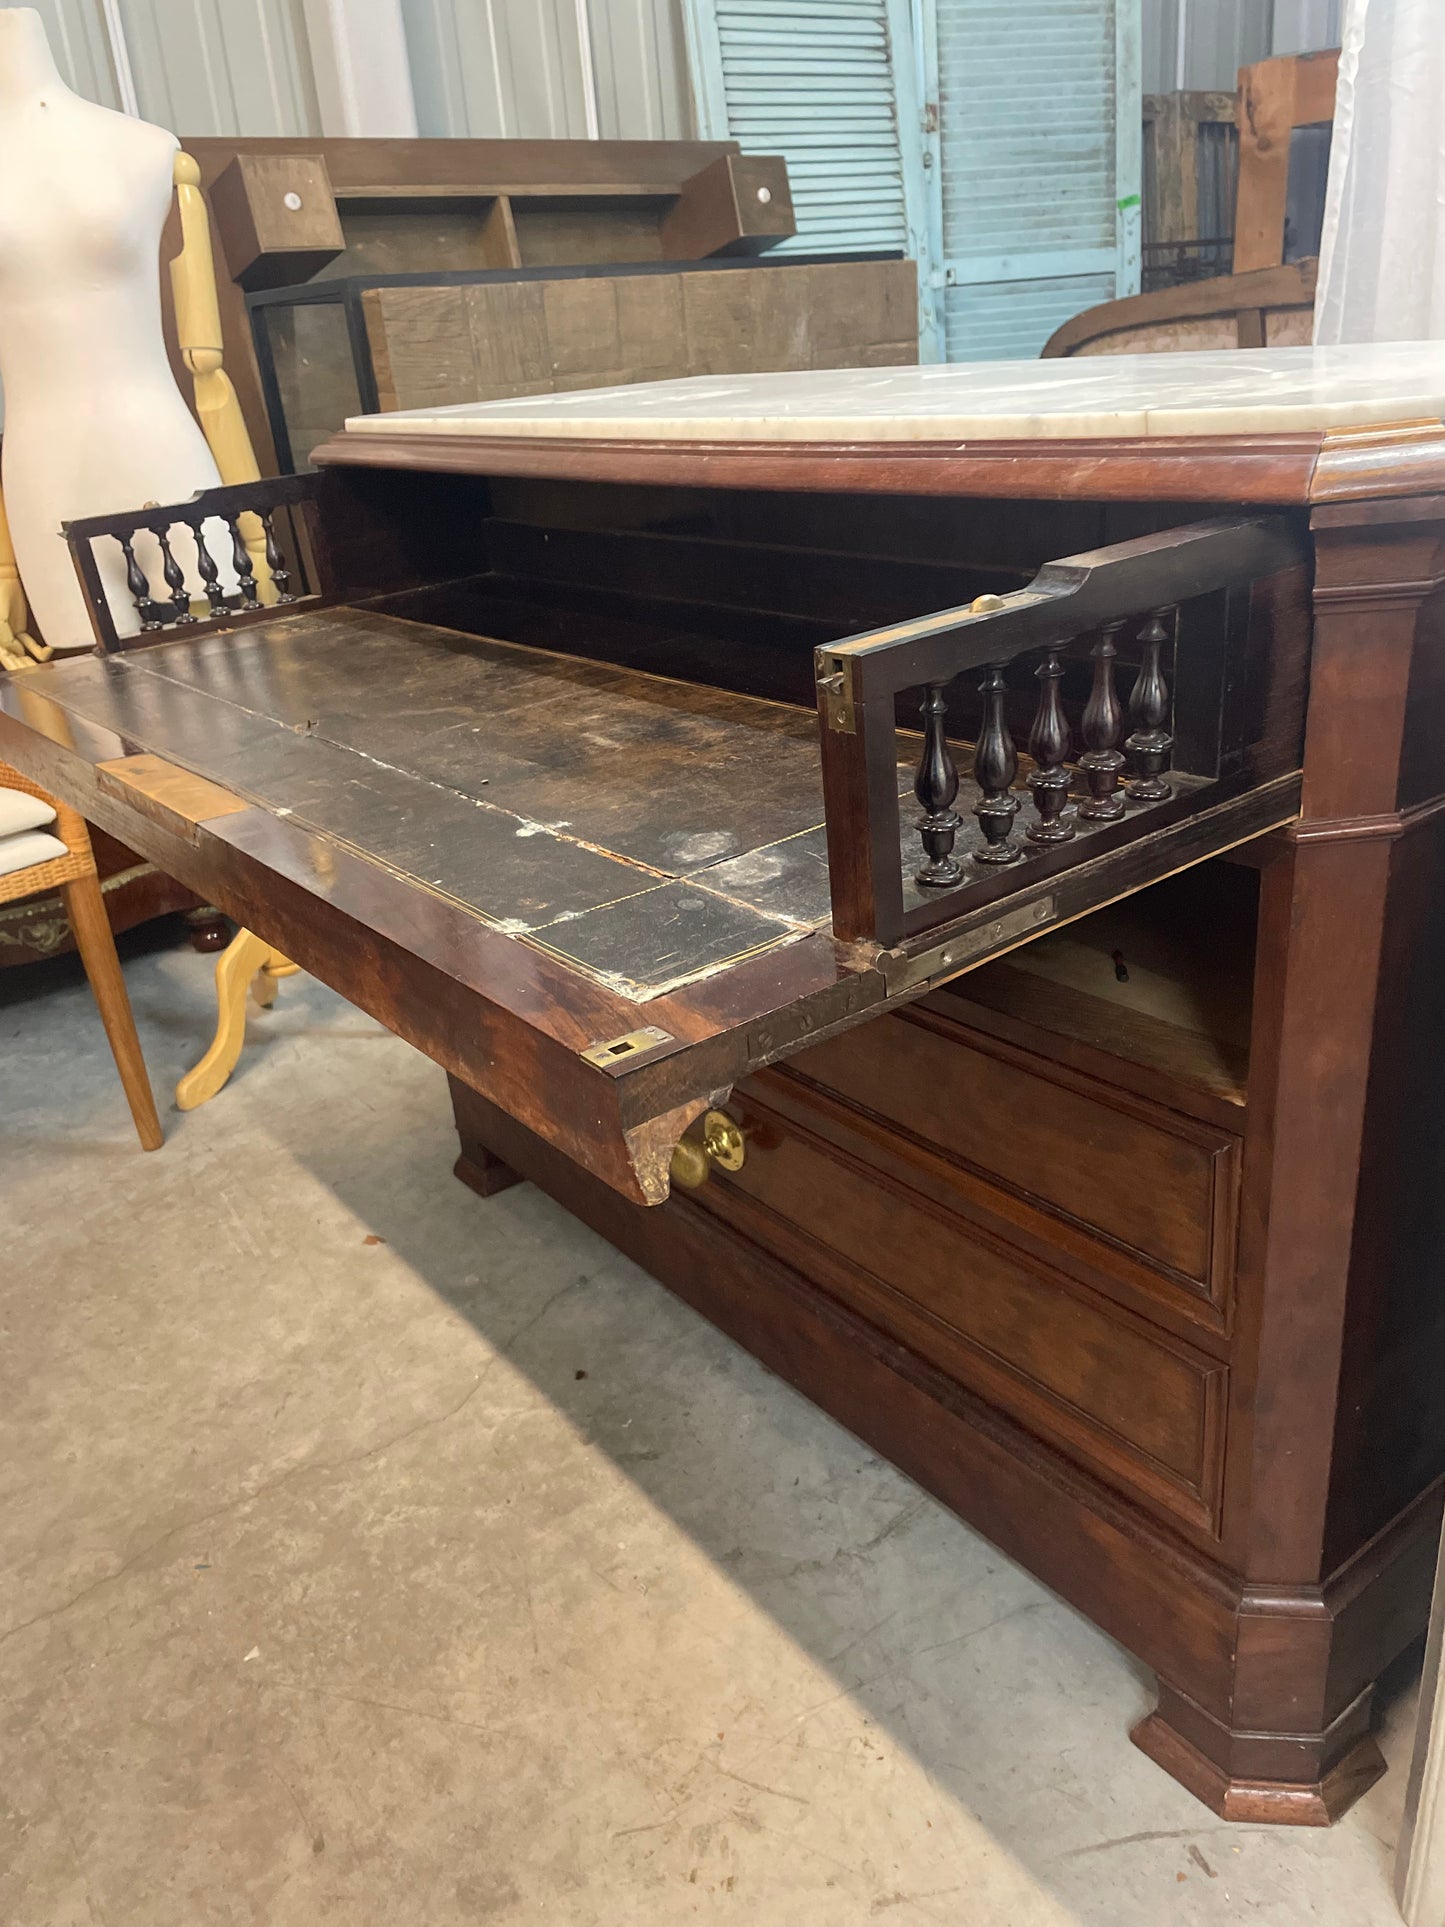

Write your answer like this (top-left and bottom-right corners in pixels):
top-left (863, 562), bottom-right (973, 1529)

top-left (815, 515), bottom-right (1308, 948)
top-left (64, 473), bottom-right (330, 654)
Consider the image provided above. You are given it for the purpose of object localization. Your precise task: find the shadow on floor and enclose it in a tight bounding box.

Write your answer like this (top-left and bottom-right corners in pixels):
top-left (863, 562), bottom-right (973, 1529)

top-left (264, 1030), bottom-right (1421, 1924)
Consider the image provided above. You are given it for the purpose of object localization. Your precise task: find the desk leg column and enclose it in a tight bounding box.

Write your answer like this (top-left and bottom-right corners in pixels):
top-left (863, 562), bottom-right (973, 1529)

top-left (449, 1073), bottom-right (523, 1198)
top-left (1131, 502), bottom-right (1445, 1823)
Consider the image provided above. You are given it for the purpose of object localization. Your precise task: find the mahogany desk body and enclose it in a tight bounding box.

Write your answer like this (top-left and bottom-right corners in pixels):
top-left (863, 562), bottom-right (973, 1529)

top-left (7, 388), bottom-right (1445, 1828)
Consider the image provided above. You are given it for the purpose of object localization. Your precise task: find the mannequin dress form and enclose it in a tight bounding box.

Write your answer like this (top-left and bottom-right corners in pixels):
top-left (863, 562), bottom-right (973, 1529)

top-left (0, 9), bottom-right (226, 650)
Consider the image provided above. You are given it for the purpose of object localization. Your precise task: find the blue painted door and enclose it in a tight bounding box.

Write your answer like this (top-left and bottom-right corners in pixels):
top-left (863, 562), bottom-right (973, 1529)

top-left (681, 0), bottom-right (1140, 364)
top-left (681, 0), bottom-right (941, 356)
top-left (916, 0), bottom-right (1142, 358)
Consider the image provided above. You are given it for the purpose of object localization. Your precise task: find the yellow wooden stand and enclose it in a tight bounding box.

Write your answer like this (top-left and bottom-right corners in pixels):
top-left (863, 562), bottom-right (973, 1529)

top-left (174, 928), bottom-right (299, 1110)
top-left (166, 150), bottom-right (299, 1109)
top-left (0, 494), bottom-right (52, 672)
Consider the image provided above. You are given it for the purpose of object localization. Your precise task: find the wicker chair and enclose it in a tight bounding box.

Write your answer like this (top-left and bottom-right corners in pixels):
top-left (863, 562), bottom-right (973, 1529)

top-left (0, 760), bottom-right (162, 1149)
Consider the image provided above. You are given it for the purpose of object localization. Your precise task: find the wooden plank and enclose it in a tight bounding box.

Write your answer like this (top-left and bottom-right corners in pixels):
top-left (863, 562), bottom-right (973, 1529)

top-left (332, 182), bottom-right (677, 200)
top-left (180, 138), bottom-right (745, 197)
top-left (95, 754), bottom-right (251, 836)
top-left (1234, 51), bottom-right (1339, 276)
top-left (364, 261), bottom-right (918, 415)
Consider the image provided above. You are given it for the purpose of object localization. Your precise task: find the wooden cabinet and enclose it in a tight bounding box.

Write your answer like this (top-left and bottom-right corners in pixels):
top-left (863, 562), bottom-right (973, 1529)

top-left (698, 1049), bottom-right (1232, 1537)
top-left (13, 361), bottom-right (1445, 1832)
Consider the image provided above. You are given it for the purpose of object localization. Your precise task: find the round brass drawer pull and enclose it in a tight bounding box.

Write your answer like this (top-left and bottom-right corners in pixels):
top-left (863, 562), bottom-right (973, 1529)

top-left (669, 1108), bottom-right (747, 1190)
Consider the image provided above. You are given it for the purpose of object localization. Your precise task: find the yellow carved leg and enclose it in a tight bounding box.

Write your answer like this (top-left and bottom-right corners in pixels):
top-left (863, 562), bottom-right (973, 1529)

top-left (176, 927), bottom-right (296, 1110)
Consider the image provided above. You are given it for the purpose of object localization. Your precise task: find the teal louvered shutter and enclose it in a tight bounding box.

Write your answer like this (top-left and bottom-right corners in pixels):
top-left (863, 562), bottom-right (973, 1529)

top-left (918, 0), bottom-right (1141, 359)
top-left (681, 0), bottom-right (937, 351)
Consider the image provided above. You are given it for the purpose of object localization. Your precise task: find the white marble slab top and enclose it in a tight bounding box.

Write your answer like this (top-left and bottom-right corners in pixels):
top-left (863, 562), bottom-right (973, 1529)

top-left (345, 343), bottom-right (1445, 445)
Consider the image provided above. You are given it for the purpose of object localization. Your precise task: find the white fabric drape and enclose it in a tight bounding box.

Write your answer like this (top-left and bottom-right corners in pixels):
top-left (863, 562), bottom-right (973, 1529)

top-left (1314, 0), bottom-right (1445, 343)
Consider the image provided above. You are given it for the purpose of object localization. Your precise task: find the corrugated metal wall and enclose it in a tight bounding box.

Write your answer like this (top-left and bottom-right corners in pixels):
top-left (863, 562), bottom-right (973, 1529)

top-left (590, 0), bottom-right (694, 139)
top-left (1141, 0), bottom-right (1341, 94)
top-left (400, 0), bottom-right (590, 138)
top-left (7, 0), bottom-right (123, 108)
top-left (13, 0), bottom-right (689, 142)
top-left (9, 0), bottom-right (322, 134)
top-left (118, 0), bottom-right (321, 135)
top-left (402, 0), bottom-right (693, 140)
top-left (1141, 0), bottom-right (1271, 93)
top-left (1272, 0), bottom-right (1342, 56)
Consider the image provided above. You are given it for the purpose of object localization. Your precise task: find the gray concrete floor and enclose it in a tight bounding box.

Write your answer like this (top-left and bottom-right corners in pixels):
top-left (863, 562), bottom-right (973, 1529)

top-left (0, 929), bottom-right (1420, 1926)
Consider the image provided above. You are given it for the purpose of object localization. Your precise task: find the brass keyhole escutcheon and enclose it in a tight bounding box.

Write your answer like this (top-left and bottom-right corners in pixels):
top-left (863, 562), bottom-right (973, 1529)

top-left (669, 1109), bottom-right (746, 1190)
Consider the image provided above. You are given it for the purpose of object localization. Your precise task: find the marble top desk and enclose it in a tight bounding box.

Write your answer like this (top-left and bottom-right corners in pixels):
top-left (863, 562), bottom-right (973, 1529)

top-left (5, 344), bottom-right (1445, 1827)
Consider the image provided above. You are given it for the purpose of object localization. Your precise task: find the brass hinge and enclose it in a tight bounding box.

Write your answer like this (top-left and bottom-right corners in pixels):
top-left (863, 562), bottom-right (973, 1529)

top-left (879, 894), bottom-right (1058, 994)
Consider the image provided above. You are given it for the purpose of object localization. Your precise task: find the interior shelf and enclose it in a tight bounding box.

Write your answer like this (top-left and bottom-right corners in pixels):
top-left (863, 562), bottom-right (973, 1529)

top-left (951, 861), bottom-right (1259, 1112)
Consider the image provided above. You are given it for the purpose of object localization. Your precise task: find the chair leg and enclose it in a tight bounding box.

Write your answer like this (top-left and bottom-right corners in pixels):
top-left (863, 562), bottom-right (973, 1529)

top-left (61, 872), bottom-right (164, 1152)
top-left (176, 926), bottom-right (287, 1111)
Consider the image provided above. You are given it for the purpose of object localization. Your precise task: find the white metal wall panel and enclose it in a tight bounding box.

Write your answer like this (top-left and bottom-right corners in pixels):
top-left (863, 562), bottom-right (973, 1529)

top-left (1272, 0), bottom-right (1342, 55)
top-left (117, 0), bottom-right (321, 135)
top-left (402, 0), bottom-right (591, 138)
top-left (1141, 0), bottom-right (1275, 93)
top-left (2, 0), bottom-right (122, 107)
top-left (683, 0), bottom-right (921, 256)
top-left (930, 0), bottom-right (1139, 359)
top-left (590, 0), bottom-right (694, 140)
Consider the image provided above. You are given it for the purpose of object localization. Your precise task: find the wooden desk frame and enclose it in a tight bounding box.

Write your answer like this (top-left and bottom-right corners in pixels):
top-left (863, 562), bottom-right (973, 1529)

top-left (1, 408), bottom-right (1441, 1834)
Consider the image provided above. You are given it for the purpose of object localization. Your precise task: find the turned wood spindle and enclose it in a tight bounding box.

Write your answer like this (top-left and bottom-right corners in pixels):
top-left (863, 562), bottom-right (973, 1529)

top-left (914, 682), bottom-right (963, 887)
top-left (227, 517), bottom-right (261, 610)
top-left (188, 519), bottom-right (228, 619)
top-left (261, 512), bottom-right (294, 603)
top-left (1125, 607), bottom-right (1175, 801)
top-left (972, 663), bottom-right (1023, 863)
top-left (1026, 646), bottom-right (1074, 844)
top-left (154, 525), bottom-right (196, 625)
top-left (116, 535), bottom-right (161, 631)
top-left (1078, 620), bottom-right (1126, 820)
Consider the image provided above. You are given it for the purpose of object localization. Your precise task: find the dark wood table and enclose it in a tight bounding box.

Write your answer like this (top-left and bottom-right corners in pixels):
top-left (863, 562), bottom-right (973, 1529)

top-left (6, 356), bottom-right (1444, 1827)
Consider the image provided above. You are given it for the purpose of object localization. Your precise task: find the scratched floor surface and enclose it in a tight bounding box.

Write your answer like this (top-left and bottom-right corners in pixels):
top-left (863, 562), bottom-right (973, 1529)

top-left (0, 932), bottom-right (1418, 1926)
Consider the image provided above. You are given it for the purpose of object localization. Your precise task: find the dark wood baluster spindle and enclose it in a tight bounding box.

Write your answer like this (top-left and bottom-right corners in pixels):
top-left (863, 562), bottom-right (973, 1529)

top-left (154, 525), bottom-right (196, 625)
top-left (1078, 620), bottom-right (1126, 820)
top-left (914, 682), bottom-right (963, 887)
top-left (188, 519), bottom-right (228, 619)
top-left (261, 512), bottom-right (295, 603)
top-left (1125, 607), bottom-right (1175, 801)
top-left (972, 663), bottom-right (1023, 863)
top-left (227, 517), bottom-right (261, 609)
top-left (116, 535), bottom-right (161, 631)
top-left (1026, 646), bottom-right (1074, 843)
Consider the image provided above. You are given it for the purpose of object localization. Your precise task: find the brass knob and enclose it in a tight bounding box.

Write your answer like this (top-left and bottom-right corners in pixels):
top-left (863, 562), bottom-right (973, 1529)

top-left (703, 1109), bottom-right (746, 1172)
top-left (669, 1108), bottom-right (747, 1190)
top-left (970, 593), bottom-right (1006, 614)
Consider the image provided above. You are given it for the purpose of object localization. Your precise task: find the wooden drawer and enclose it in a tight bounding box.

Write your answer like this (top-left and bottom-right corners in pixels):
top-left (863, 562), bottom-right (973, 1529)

top-left (697, 1093), bottom-right (1227, 1534)
top-left (781, 1007), bottom-right (1239, 1313)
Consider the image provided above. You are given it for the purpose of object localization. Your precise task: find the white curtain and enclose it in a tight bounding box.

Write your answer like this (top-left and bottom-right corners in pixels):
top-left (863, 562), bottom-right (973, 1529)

top-left (1314, 0), bottom-right (1445, 343)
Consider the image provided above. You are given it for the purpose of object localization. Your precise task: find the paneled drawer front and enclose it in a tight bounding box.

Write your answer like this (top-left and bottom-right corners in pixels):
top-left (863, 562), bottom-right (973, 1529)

top-left (698, 1098), bottom-right (1226, 1533)
top-left (784, 1009), bottom-right (1238, 1304)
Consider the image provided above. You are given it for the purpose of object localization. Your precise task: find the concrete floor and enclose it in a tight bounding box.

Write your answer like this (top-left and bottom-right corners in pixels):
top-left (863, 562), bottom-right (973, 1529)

top-left (0, 928), bottom-right (1421, 1926)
